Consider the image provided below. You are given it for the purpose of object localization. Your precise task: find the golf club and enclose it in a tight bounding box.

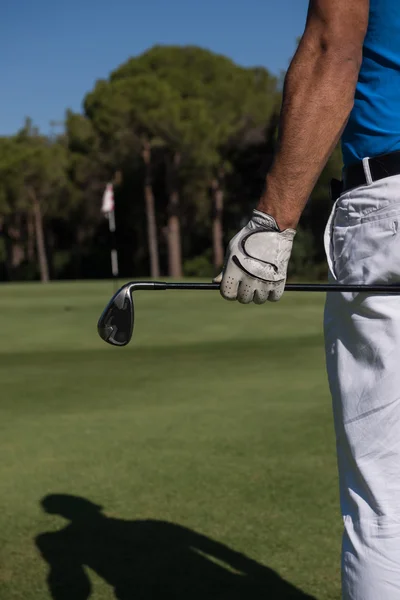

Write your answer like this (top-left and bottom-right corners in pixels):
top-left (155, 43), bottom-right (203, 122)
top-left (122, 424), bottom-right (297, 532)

top-left (97, 280), bottom-right (400, 347)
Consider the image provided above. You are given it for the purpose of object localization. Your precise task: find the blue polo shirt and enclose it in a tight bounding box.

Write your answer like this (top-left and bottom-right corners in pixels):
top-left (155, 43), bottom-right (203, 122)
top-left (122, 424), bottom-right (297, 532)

top-left (342, 0), bottom-right (400, 167)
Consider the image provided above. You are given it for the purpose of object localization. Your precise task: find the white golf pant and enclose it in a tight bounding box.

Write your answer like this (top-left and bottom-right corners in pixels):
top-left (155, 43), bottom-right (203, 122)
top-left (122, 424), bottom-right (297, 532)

top-left (324, 173), bottom-right (400, 599)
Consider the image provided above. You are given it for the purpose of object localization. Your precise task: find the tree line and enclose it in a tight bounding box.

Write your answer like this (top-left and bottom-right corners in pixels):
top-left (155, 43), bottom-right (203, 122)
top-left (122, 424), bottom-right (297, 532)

top-left (0, 45), bottom-right (342, 283)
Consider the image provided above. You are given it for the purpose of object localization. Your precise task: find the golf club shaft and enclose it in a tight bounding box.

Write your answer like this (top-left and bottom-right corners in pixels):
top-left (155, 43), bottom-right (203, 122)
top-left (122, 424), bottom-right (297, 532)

top-left (146, 282), bottom-right (400, 293)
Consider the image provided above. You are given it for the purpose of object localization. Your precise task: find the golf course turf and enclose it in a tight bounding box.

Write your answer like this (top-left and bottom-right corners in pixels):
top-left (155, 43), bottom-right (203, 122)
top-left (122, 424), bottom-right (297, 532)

top-left (0, 280), bottom-right (341, 599)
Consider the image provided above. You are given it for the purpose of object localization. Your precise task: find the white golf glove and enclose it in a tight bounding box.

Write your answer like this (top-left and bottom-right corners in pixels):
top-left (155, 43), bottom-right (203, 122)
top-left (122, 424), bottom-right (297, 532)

top-left (214, 209), bottom-right (296, 304)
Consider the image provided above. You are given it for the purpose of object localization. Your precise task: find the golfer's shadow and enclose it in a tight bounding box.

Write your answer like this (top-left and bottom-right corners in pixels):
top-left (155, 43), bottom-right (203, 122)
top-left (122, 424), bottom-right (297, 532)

top-left (36, 494), bottom-right (316, 599)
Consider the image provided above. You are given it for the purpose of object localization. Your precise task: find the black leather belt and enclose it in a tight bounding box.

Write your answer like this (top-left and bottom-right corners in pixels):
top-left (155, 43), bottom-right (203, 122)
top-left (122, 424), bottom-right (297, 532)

top-left (343, 150), bottom-right (400, 192)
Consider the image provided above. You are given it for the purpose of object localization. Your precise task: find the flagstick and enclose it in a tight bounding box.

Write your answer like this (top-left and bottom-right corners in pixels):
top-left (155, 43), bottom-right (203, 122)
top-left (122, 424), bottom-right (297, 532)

top-left (101, 182), bottom-right (119, 294)
top-left (108, 210), bottom-right (119, 293)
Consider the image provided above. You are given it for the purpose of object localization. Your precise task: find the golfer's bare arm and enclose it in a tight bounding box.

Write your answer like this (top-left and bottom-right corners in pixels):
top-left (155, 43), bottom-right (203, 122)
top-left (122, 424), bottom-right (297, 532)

top-left (258, 0), bottom-right (369, 230)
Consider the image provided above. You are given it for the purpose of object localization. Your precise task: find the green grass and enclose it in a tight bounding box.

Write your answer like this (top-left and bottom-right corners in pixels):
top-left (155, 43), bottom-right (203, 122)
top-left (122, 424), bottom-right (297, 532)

top-left (0, 280), bottom-right (341, 599)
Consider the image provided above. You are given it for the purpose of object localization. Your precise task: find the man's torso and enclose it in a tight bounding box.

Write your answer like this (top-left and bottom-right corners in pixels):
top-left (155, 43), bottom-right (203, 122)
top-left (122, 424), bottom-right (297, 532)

top-left (342, 0), bottom-right (400, 166)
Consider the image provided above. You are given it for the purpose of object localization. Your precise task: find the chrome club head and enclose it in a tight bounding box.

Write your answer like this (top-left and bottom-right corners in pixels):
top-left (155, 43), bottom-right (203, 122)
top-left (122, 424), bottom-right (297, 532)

top-left (97, 284), bottom-right (134, 346)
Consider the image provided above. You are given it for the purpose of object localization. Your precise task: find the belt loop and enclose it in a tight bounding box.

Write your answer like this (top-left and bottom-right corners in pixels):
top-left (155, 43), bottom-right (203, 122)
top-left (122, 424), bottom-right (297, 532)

top-left (362, 157), bottom-right (373, 185)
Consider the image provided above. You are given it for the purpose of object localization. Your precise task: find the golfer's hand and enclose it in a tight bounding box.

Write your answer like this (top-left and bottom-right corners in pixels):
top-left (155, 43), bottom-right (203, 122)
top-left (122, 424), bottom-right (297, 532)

top-left (214, 210), bottom-right (296, 304)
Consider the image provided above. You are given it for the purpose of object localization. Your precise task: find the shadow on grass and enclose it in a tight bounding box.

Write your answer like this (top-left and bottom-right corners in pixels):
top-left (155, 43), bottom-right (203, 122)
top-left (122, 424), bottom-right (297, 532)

top-left (36, 494), bottom-right (316, 599)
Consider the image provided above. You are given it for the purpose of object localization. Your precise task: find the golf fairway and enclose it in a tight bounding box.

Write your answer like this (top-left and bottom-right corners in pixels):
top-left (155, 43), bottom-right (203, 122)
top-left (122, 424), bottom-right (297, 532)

top-left (0, 280), bottom-right (341, 599)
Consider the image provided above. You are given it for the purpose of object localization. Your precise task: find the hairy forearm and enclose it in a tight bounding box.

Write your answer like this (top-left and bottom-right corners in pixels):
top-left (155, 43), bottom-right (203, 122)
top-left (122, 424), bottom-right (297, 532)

top-left (258, 38), bottom-right (362, 229)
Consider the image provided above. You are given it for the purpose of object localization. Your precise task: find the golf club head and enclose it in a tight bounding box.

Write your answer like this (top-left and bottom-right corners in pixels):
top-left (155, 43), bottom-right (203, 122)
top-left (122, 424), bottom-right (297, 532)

top-left (97, 284), bottom-right (134, 346)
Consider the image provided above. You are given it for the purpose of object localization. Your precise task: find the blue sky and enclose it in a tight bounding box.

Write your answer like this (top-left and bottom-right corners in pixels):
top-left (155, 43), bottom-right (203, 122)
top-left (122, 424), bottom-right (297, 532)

top-left (1, 0), bottom-right (308, 136)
